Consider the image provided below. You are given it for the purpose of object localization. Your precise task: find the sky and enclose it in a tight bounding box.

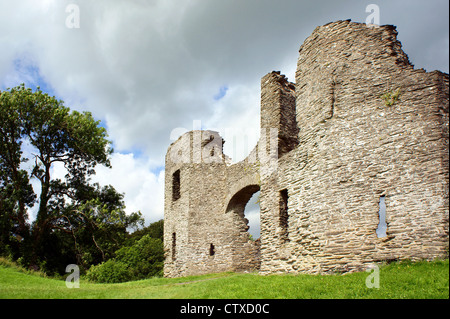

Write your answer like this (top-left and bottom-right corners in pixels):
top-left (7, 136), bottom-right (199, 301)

top-left (0, 0), bottom-right (448, 228)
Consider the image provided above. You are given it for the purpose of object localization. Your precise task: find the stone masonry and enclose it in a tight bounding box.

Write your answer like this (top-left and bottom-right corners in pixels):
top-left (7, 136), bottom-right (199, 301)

top-left (163, 20), bottom-right (449, 277)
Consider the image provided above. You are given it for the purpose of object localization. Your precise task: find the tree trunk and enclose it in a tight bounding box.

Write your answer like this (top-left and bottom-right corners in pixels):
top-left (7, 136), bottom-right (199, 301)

top-left (30, 160), bottom-right (51, 267)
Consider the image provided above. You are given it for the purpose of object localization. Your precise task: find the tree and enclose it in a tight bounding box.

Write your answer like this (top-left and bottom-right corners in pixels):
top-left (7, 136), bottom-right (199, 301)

top-left (60, 186), bottom-right (144, 270)
top-left (125, 219), bottom-right (163, 244)
top-left (0, 86), bottom-right (36, 259)
top-left (0, 84), bottom-right (143, 274)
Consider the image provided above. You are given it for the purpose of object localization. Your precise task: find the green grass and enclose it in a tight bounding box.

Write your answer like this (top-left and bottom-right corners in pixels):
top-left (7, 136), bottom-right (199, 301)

top-left (0, 259), bottom-right (448, 299)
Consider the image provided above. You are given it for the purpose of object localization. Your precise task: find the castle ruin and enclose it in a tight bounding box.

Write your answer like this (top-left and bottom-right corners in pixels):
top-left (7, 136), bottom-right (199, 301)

top-left (163, 20), bottom-right (449, 277)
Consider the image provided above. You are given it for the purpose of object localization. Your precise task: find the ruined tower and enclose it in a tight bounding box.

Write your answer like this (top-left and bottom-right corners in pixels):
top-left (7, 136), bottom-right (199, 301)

top-left (163, 130), bottom-right (261, 277)
top-left (164, 20), bottom-right (449, 277)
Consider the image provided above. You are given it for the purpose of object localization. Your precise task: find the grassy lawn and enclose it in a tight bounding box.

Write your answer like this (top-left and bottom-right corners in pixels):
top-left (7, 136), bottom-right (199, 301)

top-left (0, 259), bottom-right (448, 299)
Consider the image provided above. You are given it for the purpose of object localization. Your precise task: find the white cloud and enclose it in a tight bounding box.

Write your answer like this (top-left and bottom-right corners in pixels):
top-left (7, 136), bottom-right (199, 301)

top-left (202, 84), bottom-right (261, 162)
top-left (91, 153), bottom-right (165, 225)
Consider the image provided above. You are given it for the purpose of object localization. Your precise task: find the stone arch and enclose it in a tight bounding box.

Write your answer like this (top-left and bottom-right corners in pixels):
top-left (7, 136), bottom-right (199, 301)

top-left (225, 184), bottom-right (260, 216)
top-left (225, 184), bottom-right (261, 271)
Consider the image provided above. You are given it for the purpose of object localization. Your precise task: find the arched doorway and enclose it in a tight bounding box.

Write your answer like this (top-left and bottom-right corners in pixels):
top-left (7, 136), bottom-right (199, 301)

top-left (244, 191), bottom-right (260, 240)
top-left (225, 184), bottom-right (261, 271)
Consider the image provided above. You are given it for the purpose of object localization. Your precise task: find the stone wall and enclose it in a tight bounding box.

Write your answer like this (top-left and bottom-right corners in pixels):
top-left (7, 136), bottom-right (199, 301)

top-left (163, 20), bottom-right (449, 277)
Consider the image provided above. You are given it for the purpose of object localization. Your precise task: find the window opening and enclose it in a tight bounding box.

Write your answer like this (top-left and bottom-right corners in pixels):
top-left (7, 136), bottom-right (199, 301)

top-left (172, 232), bottom-right (176, 260)
top-left (279, 189), bottom-right (289, 242)
top-left (376, 195), bottom-right (387, 238)
top-left (209, 243), bottom-right (215, 256)
top-left (172, 170), bottom-right (180, 201)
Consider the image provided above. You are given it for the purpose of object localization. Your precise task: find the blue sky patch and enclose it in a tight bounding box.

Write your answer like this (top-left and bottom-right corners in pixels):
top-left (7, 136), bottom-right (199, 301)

top-left (213, 86), bottom-right (228, 101)
top-left (3, 57), bottom-right (55, 96)
top-left (152, 165), bottom-right (165, 176)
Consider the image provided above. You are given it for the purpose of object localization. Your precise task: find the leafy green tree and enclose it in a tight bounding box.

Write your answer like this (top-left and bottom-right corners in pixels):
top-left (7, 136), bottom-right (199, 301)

top-left (61, 187), bottom-right (144, 270)
top-left (0, 86), bottom-right (36, 259)
top-left (0, 84), bottom-right (144, 274)
top-left (125, 219), bottom-right (163, 245)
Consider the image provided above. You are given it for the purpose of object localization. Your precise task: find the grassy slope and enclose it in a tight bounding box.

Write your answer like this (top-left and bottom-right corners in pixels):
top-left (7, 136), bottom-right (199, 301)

top-left (0, 259), bottom-right (448, 299)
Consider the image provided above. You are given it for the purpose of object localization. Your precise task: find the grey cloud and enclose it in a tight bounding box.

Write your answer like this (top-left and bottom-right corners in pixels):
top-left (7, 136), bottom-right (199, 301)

top-left (0, 0), bottom-right (448, 166)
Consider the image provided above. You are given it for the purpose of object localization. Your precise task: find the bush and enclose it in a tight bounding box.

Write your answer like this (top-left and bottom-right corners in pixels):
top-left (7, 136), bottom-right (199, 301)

top-left (86, 259), bottom-right (131, 283)
top-left (86, 234), bottom-right (164, 283)
top-left (115, 235), bottom-right (164, 280)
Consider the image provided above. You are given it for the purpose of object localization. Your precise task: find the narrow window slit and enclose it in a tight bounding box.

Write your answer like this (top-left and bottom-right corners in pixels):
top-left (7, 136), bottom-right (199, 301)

top-left (209, 243), bottom-right (215, 256)
top-left (376, 195), bottom-right (387, 238)
top-left (172, 170), bottom-right (180, 201)
top-left (279, 189), bottom-right (289, 242)
top-left (172, 232), bottom-right (176, 260)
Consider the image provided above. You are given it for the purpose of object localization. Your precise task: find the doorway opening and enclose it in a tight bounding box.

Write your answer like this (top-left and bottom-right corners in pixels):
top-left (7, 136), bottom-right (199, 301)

top-left (244, 191), bottom-right (260, 240)
top-left (225, 184), bottom-right (261, 271)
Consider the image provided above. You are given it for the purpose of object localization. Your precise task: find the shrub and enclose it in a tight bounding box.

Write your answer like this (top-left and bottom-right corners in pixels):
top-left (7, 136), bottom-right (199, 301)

top-left (115, 235), bottom-right (164, 280)
top-left (381, 88), bottom-right (400, 106)
top-left (86, 259), bottom-right (131, 283)
top-left (86, 235), bottom-right (164, 283)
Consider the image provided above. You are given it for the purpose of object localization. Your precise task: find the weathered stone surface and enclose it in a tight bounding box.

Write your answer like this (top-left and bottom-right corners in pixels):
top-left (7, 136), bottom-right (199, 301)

top-left (163, 20), bottom-right (449, 278)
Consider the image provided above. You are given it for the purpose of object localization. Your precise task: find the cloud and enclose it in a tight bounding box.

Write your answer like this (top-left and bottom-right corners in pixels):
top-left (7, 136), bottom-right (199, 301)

top-left (1, 0), bottom-right (448, 224)
top-left (91, 153), bottom-right (165, 225)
